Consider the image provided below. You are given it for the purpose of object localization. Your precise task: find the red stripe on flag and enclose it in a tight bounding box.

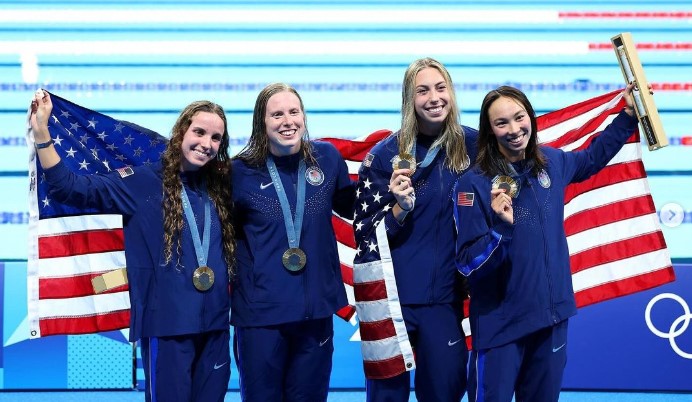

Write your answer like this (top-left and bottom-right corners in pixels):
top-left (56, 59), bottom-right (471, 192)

top-left (463, 299), bottom-right (472, 350)
top-left (38, 229), bottom-right (124, 259)
top-left (360, 318), bottom-right (397, 341)
top-left (336, 305), bottom-right (356, 321)
top-left (541, 111), bottom-right (624, 150)
top-left (363, 355), bottom-right (407, 380)
top-left (39, 273), bottom-right (128, 299)
top-left (564, 133), bottom-right (638, 155)
top-left (319, 130), bottom-right (392, 162)
top-left (341, 262), bottom-right (354, 286)
top-left (575, 267), bottom-right (676, 307)
top-left (570, 232), bottom-right (667, 274)
top-left (537, 90), bottom-right (622, 132)
top-left (565, 195), bottom-right (655, 237)
top-left (332, 215), bottom-right (356, 249)
top-left (39, 309), bottom-right (131, 337)
top-left (354, 280), bottom-right (387, 302)
top-left (564, 162), bottom-right (647, 205)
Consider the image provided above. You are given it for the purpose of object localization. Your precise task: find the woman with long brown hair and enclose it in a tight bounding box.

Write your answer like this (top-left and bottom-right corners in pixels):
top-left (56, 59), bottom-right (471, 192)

top-left (30, 91), bottom-right (235, 402)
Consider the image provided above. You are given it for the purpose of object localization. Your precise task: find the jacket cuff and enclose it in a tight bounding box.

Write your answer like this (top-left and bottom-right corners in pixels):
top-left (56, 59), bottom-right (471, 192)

top-left (493, 220), bottom-right (514, 239)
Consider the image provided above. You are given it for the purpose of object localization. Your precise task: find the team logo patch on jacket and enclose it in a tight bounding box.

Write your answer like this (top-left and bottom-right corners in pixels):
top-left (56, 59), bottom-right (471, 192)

top-left (362, 152), bottom-right (374, 168)
top-left (538, 169), bottom-right (551, 188)
top-left (116, 166), bottom-right (134, 178)
top-left (457, 192), bottom-right (474, 207)
top-left (305, 166), bottom-right (324, 186)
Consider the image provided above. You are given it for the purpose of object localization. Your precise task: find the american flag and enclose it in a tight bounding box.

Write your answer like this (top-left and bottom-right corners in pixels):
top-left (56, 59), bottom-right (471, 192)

top-left (26, 91), bottom-right (167, 338)
top-left (335, 89), bottom-right (675, 379)
top-left (457, 192), bottom-right (475, 207)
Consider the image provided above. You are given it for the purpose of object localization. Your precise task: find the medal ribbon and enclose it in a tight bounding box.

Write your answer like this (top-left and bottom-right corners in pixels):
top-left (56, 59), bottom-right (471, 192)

top-left (266, 157), bottom-right (307, 250)
top-left (411, 139), bottom-right (441, 170)
top-left (181, 184), bottom-right (211, 268)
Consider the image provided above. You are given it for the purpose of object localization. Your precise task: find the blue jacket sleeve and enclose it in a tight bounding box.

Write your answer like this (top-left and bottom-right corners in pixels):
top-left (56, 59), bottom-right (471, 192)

top-left (563, 110), bottom-right (639, 183)
top-left (453, 172), bottom-right (513, 278)
top-left (43, 159), bottom-right (138, 215)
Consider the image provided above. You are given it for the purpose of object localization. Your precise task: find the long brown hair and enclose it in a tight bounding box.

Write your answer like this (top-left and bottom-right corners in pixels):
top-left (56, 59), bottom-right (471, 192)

top-left (235, 83), bottom-right (316, 167)
top-left (161, 101), bottom-right (236, 276)
top-left (399, 57), bottom-right (469, 173)
top-left (477, 86), bottom-right (545, 177)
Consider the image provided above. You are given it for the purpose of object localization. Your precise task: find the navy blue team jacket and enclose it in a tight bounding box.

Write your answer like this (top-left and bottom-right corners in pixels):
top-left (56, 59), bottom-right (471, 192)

top-left (230, 141), bottom-right (355, 327)
top-left (44, 161), bottom-right (231, 341)
top-left (356, 127), bottom-right (478, 305)
top-left (453, 111), bottom-right (638, 350)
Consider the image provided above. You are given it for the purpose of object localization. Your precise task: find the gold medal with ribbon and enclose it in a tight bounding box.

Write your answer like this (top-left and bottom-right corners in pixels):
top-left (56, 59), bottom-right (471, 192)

top-left (193, 266), bottom-right (215, 292)
top-left (492, 175), bottom-right (520, 198)
top-left (267, 157), bottom-right (309, 273)
top-left (282, 247), bottom-right (307, 272)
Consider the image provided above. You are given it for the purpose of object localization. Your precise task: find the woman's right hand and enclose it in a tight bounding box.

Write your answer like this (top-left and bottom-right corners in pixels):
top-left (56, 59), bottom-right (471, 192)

top-left (389, 168), bottom-right (415, 212)
top-left (491, 188), bottom-right (513, 224)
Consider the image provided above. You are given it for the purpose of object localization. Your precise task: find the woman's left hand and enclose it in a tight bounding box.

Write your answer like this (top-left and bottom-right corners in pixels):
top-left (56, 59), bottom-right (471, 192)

top-left (623, 81), bottom-right (654, 117)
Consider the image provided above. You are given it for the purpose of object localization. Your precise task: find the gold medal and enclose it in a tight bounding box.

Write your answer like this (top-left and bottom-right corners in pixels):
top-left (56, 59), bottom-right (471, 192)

top-left (492, 175), bottom-right (520, 198)
top-left (193, 266), bottom-right (215, 291)
top-left (391, 153), bottom-right (416, 176)
top-left (282, 248), bottom-right (307, 272)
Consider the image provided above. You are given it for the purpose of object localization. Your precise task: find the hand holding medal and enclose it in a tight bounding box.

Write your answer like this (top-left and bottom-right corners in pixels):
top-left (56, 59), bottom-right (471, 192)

top-left (491, 187), bottom-right (513, 224)
top-left (491, 175), bottom-right (517, 224)
top-left (390, 162), bottom-right (416, 213)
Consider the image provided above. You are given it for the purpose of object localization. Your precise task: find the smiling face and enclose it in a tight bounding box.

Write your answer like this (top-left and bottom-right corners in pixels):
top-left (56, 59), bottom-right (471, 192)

top-left (413, 67), bottom-right (450, 136)
top-left (180, 111), bottom-right (225, 171)
top-left (487, 96), bottom-right (532, 162)
top-left (265, 91), bottom-right (305, 157)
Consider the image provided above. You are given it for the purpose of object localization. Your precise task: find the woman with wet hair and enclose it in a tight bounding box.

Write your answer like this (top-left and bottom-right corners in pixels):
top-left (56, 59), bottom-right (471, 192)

top-left (353, 57), bottom-right (478, 401)
top-left (231, 83), bottom-right (355, 401)
top-left (30, 91), bottom-right (235, 402)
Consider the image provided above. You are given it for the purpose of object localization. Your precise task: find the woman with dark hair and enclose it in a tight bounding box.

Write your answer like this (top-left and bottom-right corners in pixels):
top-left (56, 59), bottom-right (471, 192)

top-left (353, 57), bottom-right (477, 401)
top-left (30, 91), bottom-right (235, 402)
top-left (453, 83), bottom-right (639, 402)
top-left (231, 83), bottom-right (355, 401)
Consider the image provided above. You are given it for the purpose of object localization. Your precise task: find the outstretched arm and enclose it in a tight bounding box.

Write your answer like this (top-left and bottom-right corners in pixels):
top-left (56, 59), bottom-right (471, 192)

top-left (567, 82), bottom-right (642, 183)
top-left (30, 90), bottom-right (61, 169)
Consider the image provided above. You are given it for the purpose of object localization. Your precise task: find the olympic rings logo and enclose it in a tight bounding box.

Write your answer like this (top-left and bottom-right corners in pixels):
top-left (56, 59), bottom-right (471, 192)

top-left (645, 293), bottom-right (692, 359)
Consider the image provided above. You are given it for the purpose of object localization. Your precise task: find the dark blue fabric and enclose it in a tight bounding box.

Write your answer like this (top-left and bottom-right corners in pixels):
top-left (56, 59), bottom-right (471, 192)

top-left (142, 330), bottom-right (231, 402)
top-left (354, 127), bottom-right (479, 305)
top-left (468, 320), bottom-right (568, 402)
top-left (231, 141), bottom-right (355, 327)
top-left (234, 318), bottom-right (333, 402)
top-left (366, 304), bottom-right (469, 402)
top-left (454, 111), bottom-right (638, 350)
top-left (44, 161), bottom-right (231, 341)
